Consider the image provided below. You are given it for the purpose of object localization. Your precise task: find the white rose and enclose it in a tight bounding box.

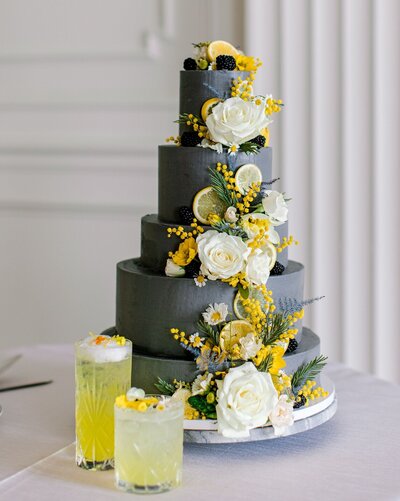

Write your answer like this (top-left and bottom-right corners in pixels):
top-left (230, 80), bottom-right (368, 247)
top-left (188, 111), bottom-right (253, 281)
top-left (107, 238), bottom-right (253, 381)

top-left (165, 258), bottom-right (185, 277)
top-left (239, 333), bottom-right (263, 360)
top-left (262, 191), bottom-right (288, 226)
top-left (241, 213), bottom-right (280, 245)
top-left (269, 395), bottom-right (294, 436)
top-left (197, 230), bottom-right (249, 280)
top-left (206, 97), bottom-right (272, 146)
top-left (216, 362), bottom-right (278, 438)
top-left (245, 248), bottom-right (271, 285)
top-left (224, 206), bottom-right (238, 223)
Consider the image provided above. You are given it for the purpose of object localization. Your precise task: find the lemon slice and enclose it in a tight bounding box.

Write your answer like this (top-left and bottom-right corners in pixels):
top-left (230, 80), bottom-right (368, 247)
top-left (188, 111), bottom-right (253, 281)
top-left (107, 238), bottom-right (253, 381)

top-left (192, 186), bottom-right (227, 225)
top-left (261, 127), bottom-right (270, 147)
top-left (201, 98), bottom-right (221, 122)
top-left (207, 40), bottom-right (239, 62)
top-left (219, 320), bottom-right (255, 352)
top-left (233, 287), bottom-right (271, 320)
top-left (234, 164), bottom-right (262, 195)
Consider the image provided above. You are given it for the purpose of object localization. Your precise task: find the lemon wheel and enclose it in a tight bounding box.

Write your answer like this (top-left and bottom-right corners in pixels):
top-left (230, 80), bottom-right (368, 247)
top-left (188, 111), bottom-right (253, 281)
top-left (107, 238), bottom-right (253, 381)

top-left (233, 288), bottom-right (271, 320)
top-left (234, 164), bottom-right (262, 195)
top-left (201, 98), bottom-right (221, 122)
top-left (219, 320), bottom-right (255, 352)
top-left (207, 40), bottom-right (239, 62)
top-left (192, 186), bottom-right (227, 225)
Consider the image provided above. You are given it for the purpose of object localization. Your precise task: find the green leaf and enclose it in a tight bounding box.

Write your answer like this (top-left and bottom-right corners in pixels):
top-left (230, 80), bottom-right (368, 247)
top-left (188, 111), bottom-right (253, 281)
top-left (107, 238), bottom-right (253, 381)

top-left (188, 395), bottom-right (217, 419)
top-left (239, 284), bottom-right (249, 299)
top-left (291, 355), bottom-right (328, 392)
top-left (154, 377), bottom-right (176, 396)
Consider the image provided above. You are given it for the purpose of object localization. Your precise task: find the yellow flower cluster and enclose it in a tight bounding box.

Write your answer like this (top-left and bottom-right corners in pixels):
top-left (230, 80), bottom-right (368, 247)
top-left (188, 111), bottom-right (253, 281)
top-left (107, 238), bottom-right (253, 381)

top-left (165, 135), bottom-right (181, 145)
top-left (231, 75), bottom-right (255, 100)
top-left (171, 237), bottom-right (197, 266)
top-left (245, 216), bottom-right (272, 250)
top-left (235, 55), bottom-right (262, 73)
top-left (241, 296), bottom-right (268, 333)
top-left (265, 97), bottom-right (283, 115)
top-left (216, 162), bottom-right (242, 202)
top-left (185, 114), bottom-right (209, 139)
top-left (115, 395), bottom-right (159, 412)
top-left (170, 328), bottom-right (189, 345)
top-left (222, 272), bottom-right (249, 289)
top-left (277, 235), bottom-right (299, 253)
top-left (236, 182), bottom-right (261, 214)
top-left (297, 380), bottom-right (329, 406)
top-left (253, 345), bottom-right (286, 374)
top-left (166, 219), bottom-right (205, 240)
top-left (273, 372), bottom-right (292, 394)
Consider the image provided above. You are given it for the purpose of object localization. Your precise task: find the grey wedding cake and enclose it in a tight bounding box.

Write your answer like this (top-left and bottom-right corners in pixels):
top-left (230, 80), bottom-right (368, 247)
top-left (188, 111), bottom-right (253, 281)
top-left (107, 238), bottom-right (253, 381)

top-left (101, 41), bottom-right (328, 435)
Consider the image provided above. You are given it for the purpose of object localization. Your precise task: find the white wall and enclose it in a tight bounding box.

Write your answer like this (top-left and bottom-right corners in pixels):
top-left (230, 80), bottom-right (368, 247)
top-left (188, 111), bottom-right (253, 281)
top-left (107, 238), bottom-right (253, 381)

top-left (1, 0), bottom-right (399, 384)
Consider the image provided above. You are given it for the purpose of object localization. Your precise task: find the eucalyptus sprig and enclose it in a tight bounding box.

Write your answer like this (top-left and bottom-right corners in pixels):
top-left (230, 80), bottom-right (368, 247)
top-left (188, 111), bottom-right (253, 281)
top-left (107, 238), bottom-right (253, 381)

top-left (291, 355), bottom-right (328, 393)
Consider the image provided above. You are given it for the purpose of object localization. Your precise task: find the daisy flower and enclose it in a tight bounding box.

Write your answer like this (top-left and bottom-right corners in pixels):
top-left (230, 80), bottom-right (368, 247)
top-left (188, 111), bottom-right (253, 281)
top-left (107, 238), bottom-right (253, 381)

top-left (194, 274), bottom-right (207, 287)
top-left (202, 303), bottom-right (229, 325)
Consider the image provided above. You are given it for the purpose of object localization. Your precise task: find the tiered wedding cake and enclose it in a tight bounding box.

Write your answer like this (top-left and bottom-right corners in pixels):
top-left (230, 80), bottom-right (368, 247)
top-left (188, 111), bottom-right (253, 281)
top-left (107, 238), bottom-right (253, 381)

top-left (102, 41), bottom-right (328, 438)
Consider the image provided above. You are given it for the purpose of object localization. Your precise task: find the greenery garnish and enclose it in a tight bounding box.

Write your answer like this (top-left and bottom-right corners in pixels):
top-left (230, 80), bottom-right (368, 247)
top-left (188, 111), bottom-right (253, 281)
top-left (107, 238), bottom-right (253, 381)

top-left (154, 377), bottom-right (176, 396)
top-left (210, 220), bottom-right (248, 238)
top-left (239, 142), bottom-right (261, 154)
top-left (261, 312), bottom-right (292, 346)
top-left (197, 320), bottom-right (219, 345)
top-left (291, 355), bottom-right (328, 392)
top-left (188, 395), bottom-right (217, 419)
top-left (208, 167), bottom-right (238, 207)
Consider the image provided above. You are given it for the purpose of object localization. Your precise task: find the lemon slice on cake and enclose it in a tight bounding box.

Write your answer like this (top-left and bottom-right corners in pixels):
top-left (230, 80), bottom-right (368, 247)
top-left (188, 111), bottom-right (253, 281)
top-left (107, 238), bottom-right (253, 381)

top-left (234, 164), bottom-right (262, 195)
top-left (261, 127), bottom-right (270, 147)
top-left (192, 186), bottom-right (227, 225)
top-left (207, 40), bottom-right (239, 62)
top-left (219, 320), bottom-right (255, 352)
top-left (201, 98), bottom-right (221, 122)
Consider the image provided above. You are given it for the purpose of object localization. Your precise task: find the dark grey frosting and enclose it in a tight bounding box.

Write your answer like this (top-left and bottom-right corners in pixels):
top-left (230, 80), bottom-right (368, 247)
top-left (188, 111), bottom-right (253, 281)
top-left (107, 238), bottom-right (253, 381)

top-left (115, 258), bottom-right (304, 358)
top-left (140, 214), bottom-right (289, 272)
top-left (158, 146), bottom-right (273, 223)
top-left (101, 327), bottom-right (319, 394)
top-left (179, 70), bottom-right (249, 135)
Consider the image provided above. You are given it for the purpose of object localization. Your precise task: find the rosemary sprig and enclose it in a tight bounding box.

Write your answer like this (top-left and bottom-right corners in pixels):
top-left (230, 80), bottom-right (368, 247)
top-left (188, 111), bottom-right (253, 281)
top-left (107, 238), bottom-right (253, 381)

top-left (197, 320), bottom-right (219, 346)
top-left (154, 377), bottom-right (176, 396)
top-left (291, 355), bottom-right (328, 392)
top-left (210, 220), bottom-right (248, 238)
top-left (239, 142), bottom-right (261, 155)
top-left (261, 312), bottom-right (292, 346)
top-left (208, 167), bottom-right (238, 207)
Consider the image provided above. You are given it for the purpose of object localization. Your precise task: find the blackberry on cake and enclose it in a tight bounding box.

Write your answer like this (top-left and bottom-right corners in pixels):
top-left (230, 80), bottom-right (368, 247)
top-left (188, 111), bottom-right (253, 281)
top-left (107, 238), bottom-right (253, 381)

top-left (216, 55), bottom-right (236, 71)
top-left (270, 261), bottom-right (285, 276)
top-left (178, 206), bottom-right (194, 225)
top-left (183, 58), bottom-right (197, 70)
top-left (293, 394), bottom-right (307, 409)
top-left (180, 131), bottom-right (202, 147)
top-left (286, 338), bottom-right (298, 353)
top-left (250, 135), bottom-right (266, 147)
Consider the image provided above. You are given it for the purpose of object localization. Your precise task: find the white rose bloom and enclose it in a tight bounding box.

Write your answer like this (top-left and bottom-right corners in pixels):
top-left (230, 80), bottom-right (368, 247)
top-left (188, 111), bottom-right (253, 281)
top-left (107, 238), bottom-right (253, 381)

top-left (239, 333), bottom-right (263, 360)
top-left (206, 97), bottom-right (272, 146)
top-left (216, 362), bottom-right (278, 438)
top-left (191, 373), bottom-right (213, 396)
top-left (269, 395), bottom-right (294, 436)
top-left (262, 191), bottom-right (289, 226)
top-left (202, 303), bottom-right (229, 325)
top-left (246, 248), bottom-right (271, 285)
top-left (197, 230), bottom-right (249, 280)
top-left (165, 258), bottom-right (185, 277)
top-left (224, 206), bottom-right (238, 223)
top-left (241, 213), bottom-right (280, 245)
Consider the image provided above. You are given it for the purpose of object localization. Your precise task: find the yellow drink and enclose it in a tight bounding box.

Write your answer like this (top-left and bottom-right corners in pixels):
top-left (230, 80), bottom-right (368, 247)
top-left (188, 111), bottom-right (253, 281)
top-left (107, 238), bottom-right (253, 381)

top-left (114, 395), bottom-right (183, 493)
top-left (75, 335), bottom-right (132, 470)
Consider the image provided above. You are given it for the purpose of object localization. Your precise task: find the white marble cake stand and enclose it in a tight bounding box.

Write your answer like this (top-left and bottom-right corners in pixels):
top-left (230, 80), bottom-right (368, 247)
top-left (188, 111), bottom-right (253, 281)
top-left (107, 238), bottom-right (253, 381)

top-left (184, 375), bottom-right (336, 444)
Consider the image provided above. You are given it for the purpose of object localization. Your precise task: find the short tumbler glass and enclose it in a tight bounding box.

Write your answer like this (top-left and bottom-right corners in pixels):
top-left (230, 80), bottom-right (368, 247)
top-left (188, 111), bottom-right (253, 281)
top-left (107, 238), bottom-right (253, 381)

top-left (114, 396), bottom-right (184, 494)
top-left (75, 338), bottom-right (132, 470)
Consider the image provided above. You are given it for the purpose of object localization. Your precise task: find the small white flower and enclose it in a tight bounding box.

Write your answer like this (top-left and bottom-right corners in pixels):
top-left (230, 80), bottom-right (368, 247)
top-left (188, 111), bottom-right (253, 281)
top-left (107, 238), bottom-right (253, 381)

top-left (126, 387), bottom-right (146, 401)
top-left (191, 372), bottom-right (213, 396)
top-left (202, 303), bottom-right (229, 325)
top-left (165, 258), bottom-right (185, 277)
top-left (224, 206), bottom-right (238, 223)
top-left (269, 395), bottom-right (294, 436)
top-left (194, 275), bottom-right (208, 287)
top-left (189, 332), bottom-right (205, 348)
top-left (262, 191), bottom-right (289, 226)
top-left (228, 144), bottom-right (239, 155)
top-left (239, 333), bottom-right (263, 360)
top-left (199, 138), bottom-right (223, 154)
top-left (245, 248), bottom-right (272, 285)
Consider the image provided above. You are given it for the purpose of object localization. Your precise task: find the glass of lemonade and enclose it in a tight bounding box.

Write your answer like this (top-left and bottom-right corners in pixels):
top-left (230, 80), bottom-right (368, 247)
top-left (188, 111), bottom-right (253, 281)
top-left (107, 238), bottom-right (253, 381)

top-left (75, 333), bottom-right (132, 470)
top-left (114, 391), bottom-right (184, 494)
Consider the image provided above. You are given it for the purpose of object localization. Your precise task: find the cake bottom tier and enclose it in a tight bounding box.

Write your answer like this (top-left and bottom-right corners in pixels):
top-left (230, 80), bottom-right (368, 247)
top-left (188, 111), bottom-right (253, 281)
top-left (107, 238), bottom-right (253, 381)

top-left (101, 327), bottom-right (320, 393)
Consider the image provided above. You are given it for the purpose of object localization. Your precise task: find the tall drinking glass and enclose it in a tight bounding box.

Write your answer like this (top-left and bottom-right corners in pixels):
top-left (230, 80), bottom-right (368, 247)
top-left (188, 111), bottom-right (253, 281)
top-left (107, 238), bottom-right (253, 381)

top-left (75, 334), bottom-right (132, 470)
top-left (114, 394), bottom-right (183, 493)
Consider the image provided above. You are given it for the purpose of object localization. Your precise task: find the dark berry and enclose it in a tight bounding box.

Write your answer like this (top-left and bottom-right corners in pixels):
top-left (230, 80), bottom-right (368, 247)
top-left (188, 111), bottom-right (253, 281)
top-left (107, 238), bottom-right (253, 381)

top-left (270, 262), bottom-right (285, 276)
top-left (183, 58), bottom-right (197, 70)
top-left (250, 135), bottom-right (266, 147)
top-left (180, 131), bottom-right (202, 147)
top-left (293, 394), bottom-right (307, 409)
top-left (178, 206), bottom-right (194, 225)
top-left (216, 55), bottom-right (236, 71)
top-left (185, 260), bottom-right (200, 278)
top-left (286, 339), bottom-right (298, 353)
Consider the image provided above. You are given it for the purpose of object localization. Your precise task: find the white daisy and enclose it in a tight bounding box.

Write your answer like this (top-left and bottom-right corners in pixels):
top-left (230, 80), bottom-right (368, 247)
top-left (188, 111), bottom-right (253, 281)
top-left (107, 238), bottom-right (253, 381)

top-left (202, 303), bottom-right (229, 325)
top-left (228, 144), bottom-right (239, 155)
top-left (194, 275), bottom-right (207, 287)
top-left (189, 332), bottom-right (205, 348)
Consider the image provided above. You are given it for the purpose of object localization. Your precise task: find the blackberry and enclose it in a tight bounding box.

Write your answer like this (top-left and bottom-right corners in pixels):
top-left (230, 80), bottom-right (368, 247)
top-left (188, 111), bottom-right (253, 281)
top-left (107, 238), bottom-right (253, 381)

top-left (270, 261), bottom-right (285, 276)
top-left (250, 135), bottom-right (266, 147)
top-left (183, 58), bottom-right (197, 70)
top-left (293, 394), bottom-right (307, 409)
top-left (286, 338), bottom-right (298, 353)
top-left (180, 131), bottom-right (202, 147)
top-left (185, 260), bottom-right (200, 278)
top-left (216, 55), bottom-right (236, 71)
top-left (178, 206), bottom-right (194, 225)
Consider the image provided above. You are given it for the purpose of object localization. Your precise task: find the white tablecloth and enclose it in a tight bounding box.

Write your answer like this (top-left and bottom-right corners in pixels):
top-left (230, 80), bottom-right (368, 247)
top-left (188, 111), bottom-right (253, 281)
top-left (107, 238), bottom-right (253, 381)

top-left (0, 344), bottom-right (399, 500)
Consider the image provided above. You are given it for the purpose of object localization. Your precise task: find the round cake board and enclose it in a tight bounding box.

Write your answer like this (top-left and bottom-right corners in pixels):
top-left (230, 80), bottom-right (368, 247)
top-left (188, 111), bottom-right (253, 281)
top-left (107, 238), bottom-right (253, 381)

top-left (184, 375), bottom-right (336, 444)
